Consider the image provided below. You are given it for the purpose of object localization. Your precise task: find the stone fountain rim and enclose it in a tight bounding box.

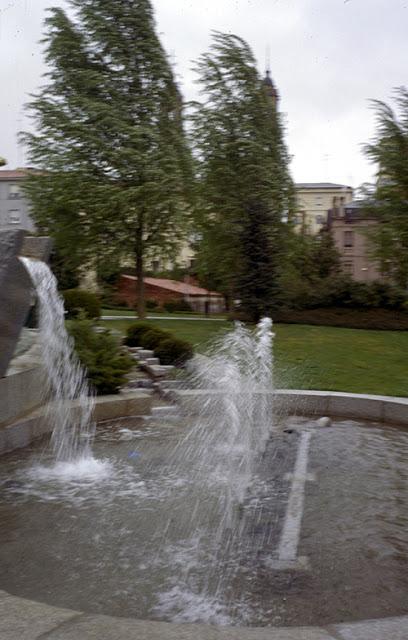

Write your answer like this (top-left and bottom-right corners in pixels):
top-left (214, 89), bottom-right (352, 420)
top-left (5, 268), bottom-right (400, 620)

top-left (1, 389), bottom-right (408, 639)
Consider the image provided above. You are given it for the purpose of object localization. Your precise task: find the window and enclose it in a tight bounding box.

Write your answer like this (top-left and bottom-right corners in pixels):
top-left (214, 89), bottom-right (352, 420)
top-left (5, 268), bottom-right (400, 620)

top-left (344, 230), bottom-right (353, 247)
top-left (343, 262), bottom-right (353, 275)
top-left (9, 184), bottom-right (21, 199)
top-left (152, 260), bottom-right (160, 272)
top-left (8, 210), bottom-right (21, 224)
top-left (316, 214), bottom-right (325, 225)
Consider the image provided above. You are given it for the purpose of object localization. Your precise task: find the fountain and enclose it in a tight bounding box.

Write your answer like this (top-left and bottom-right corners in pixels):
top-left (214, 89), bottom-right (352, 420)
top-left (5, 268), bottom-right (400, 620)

top-left (21, 258), bottom-right (95, 463)
top-left (1, 230), bottom-right (408, 637)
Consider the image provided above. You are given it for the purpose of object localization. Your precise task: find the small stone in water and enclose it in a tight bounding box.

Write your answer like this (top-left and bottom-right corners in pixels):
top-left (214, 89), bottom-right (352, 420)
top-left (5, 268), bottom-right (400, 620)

top-left (316, 417), bottom-right (331, 427)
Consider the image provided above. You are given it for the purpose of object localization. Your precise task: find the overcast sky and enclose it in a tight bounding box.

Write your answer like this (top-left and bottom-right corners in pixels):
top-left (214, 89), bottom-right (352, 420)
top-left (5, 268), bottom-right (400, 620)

top-left (1, 0), bottom-right (407, 188)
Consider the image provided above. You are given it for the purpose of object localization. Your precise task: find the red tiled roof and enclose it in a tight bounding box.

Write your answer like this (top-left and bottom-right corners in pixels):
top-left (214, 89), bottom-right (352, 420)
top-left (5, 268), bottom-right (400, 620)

top-left (122, 275), bottom-right (222, 297)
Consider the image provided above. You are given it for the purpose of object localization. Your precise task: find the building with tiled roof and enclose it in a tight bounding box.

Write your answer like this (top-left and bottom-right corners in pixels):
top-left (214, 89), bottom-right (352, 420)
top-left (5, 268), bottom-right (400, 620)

top-left (117, 275), bottom-right (225, 313)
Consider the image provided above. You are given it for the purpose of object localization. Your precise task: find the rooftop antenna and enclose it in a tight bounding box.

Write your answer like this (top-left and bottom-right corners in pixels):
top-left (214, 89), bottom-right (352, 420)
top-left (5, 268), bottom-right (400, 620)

top-left (265, 44), bottom-right (271, 74)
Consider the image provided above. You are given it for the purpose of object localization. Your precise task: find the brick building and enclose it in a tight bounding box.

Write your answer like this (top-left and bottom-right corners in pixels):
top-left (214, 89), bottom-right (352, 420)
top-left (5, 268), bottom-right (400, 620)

top-left (117, 275), bottom-right (225, 313)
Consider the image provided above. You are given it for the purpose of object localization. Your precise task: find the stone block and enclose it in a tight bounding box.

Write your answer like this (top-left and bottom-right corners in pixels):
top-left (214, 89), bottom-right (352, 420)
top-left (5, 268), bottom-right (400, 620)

top-left (330, 615), bottom-right (408, 639)
top-left (275, 391), bottom-right (330, 418)
top-left (0, 230), bottom-right (33, 378)
top-left (126, 393), bottom-right (153, 416)
top-left (92, 397), bottom-right (130, 422)
top-left (327, 393), bottom-right (384, 421)
top-left (21, 236), bottom-right (53, 262)
top-left (43, 614), bottom-right (336, 640)
top-left (0, 366), bottom-right (45, 427)
top-left (383, 398), bottom-right (408, 426)
top-left (138, 349), bottom-right (154, 358)
top-left (0, 590), bottom-right (79, 640)
top-left (4, 420), bottom-right (32, 451)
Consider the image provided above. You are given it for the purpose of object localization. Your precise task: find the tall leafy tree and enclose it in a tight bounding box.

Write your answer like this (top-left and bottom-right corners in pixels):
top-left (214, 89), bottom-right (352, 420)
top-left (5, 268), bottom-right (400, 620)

top-left (23, 0), bottom-right (192, 316)
top-left (191, 33), bottom-right (293, 321)
top-left (363, 87), bottom-right (408, 287)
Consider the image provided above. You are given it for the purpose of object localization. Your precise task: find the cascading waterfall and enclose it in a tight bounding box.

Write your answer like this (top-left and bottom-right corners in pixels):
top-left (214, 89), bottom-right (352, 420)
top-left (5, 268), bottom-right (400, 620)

top-left (155, 318), bottom-right (275, 622)
top-left (21, 258), bottom-right (95, 463)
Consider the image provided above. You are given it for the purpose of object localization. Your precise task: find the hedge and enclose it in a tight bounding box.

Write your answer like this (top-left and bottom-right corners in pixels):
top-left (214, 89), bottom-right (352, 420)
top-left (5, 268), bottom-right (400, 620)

top-left (153, 337), bottom-right (193, 366)
top-left (273, 307), bottom-right (408, 331)
top-left (125, 322), bottom-right (193, 365)
top-left (63, 289), bottom-right (101, 320)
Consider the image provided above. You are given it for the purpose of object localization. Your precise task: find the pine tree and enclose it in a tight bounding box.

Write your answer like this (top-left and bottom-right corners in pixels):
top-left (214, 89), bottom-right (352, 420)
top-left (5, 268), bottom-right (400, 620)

top-left (363, 87), bottom-right (408, 287)
top-left (191, 33), bottom-right (293, 321)
top-left (23, 0), bottom-right (192, 317)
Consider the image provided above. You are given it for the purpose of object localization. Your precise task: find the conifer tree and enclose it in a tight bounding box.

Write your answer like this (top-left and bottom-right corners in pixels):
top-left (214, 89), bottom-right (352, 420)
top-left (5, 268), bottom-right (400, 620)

top-left (23, 0), bottom-right (192, 317)
top-left (363, 87), bottom-right (408, 287)
top-left (192, 33), bottom-right (293, 321)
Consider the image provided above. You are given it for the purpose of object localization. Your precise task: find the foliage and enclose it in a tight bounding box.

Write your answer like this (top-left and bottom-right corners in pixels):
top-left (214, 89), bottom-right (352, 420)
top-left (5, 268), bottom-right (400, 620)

top-left (162, 299), bottom-right (193, 313)
top-left (67, 319), bottom-right (133, 395)
top-left (153, 337), bottom-right (193, 365)
top-left (23, 0), bottom-right (193, 318)
top-left (191, 33), bottom-right (294, 320)
top-left (141, 328), bottom-right (169, 350)
top-left (274, 307), bottom-right (408, 331)
top-left (63, 289), bottom-right (101, 319)
top-left (146, 299), bottom-right (159, 311)
top-left (124, 321), bottom-right (193, 365)
top-left (362, 87), bottom-right (408, 287)
top-left (125, 322), bottom-right (158, 347)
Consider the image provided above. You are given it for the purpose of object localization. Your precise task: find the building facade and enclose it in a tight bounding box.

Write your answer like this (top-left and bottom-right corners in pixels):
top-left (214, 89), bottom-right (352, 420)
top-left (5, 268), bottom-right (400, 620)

top-left (116, 275), bottom-right (225, 313)
top-left (0, 170), bottom-right (35, 232)
top-left (295, 183), bottom-right (353, 234)
top-left (327, 200), bottom-right (382, 282)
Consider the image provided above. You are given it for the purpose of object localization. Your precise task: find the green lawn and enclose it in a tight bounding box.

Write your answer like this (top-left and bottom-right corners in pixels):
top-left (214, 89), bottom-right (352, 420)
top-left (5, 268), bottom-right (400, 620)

top-left (99, 317), bottom-right (408, 397)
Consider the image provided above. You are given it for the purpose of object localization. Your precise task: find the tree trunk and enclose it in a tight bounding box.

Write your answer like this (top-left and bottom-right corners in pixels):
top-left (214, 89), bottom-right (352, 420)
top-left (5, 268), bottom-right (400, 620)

top-left (135, 222), bottom-right (145, 318)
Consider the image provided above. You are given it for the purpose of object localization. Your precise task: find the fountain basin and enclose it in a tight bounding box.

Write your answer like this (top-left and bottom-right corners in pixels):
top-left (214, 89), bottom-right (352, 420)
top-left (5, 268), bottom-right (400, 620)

top-left (1, 391), bottom-right (408, 639)
top-left (2, 389), bottom-right (407, 456)
top-left (0, 391), bottom-right (153, 455)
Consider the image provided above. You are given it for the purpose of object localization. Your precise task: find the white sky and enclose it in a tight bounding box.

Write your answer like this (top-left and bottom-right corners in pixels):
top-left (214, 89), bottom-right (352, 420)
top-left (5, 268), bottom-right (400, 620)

top-left (1, 0), bottom-right (407, 188)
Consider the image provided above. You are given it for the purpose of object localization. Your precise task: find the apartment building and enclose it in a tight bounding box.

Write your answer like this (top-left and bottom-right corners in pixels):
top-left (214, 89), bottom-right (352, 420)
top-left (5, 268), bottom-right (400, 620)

top-left (295, 182), bottom-right (353, 234)
top-left (327, 200), bottom-right (381, 282)
top-left (0, 170), bottom-right (35, 232)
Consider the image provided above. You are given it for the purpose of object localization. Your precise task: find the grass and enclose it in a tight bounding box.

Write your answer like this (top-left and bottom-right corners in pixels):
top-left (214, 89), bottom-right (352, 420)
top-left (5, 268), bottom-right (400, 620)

top-left (99, 317), bottom-right (408, 397)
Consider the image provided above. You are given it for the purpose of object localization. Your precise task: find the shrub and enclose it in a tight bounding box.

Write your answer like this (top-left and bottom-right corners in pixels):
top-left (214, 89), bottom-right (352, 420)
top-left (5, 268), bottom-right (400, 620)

top-left (274, 307), bottom-right (408, 331)
top-left (63, 289), bottom-right (101, 319)
top-left (154, 337), bottom-right (193, 366)
top-left (146, 299), bottom-right (159, 311)
top-left (125, 322), bottom-right (156, 347)
top-left (141, 328), bottom-right (168, 350)
top-left (67, 319), bottom-right (134, 395)
top-left (162, 299), bottom-right (193, 313)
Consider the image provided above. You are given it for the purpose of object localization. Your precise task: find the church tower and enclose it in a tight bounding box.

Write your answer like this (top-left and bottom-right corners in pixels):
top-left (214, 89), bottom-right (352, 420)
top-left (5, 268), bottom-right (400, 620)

top-left (262, 69), bottom-right (279, 108)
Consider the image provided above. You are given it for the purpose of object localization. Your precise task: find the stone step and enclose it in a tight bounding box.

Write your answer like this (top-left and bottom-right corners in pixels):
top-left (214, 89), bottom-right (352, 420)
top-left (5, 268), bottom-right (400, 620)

top-left (125, 378), bottom-right (154, 389)
top-left (158, 380), bottom-right (185, 389)
top-left (151, 405), bottom-right (179, 416)
top-left (137, 349), bottom-right (154, 359)
top-left (145, 357), bottom-right (159, 365)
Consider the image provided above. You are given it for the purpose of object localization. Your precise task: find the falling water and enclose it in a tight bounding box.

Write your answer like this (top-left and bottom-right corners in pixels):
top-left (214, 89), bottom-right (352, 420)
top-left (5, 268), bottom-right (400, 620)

top-left (21, 258), bottom-right (95, 463)
top-left (155, 318), bottom-right (275, 622)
